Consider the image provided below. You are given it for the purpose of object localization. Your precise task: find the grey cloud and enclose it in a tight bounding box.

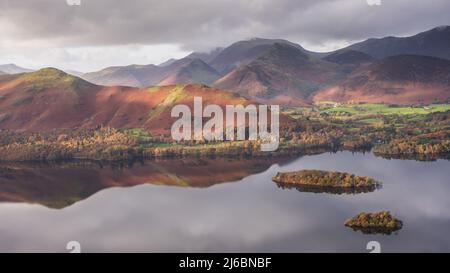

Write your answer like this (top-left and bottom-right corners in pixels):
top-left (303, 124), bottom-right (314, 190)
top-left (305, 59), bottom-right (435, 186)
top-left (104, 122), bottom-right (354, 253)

top-left (1, 0), bottom-right (450, 52)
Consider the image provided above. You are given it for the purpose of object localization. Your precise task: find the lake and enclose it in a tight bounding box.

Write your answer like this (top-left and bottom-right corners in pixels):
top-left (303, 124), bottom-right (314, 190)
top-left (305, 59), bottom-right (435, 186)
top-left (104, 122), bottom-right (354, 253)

top-left (0, 151), bottom-right (449, 252)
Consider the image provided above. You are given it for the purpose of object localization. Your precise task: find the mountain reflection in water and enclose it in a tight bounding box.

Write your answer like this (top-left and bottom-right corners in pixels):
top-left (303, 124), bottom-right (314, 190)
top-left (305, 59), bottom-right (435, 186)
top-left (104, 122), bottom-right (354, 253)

top-left (0, 157), bottom-right (293, 209)
top-left (0, 152), bottom-right (449, 252)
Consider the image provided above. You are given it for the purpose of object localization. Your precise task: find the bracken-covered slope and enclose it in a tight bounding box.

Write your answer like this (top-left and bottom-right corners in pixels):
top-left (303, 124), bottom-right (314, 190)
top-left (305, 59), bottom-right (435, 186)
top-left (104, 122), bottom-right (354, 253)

top-left (0, 68), bottom-right (249, 135)
top-left (215, 43), bottom-right (346, 106)
top-left (313, 55), bottom-right (450, 104)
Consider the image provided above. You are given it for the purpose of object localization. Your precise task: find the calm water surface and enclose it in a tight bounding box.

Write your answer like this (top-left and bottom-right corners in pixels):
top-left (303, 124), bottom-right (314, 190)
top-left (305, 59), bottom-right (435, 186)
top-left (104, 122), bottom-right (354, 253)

top-left (0, 151), bottom-right (449, 252)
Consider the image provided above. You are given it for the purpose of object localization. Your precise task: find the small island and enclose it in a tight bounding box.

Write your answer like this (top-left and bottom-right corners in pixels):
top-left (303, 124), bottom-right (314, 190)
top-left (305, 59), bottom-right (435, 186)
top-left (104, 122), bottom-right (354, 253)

top-left (345, 211), bottom-right (403, 235)
top-left (272, 169), bottom-right (381, 194)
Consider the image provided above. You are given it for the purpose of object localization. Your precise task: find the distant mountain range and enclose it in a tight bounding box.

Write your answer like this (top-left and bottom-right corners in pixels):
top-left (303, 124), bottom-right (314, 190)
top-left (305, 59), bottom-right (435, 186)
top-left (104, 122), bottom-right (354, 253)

top-left (1, 25), bottom-right (449, 129)
top-left (0, 64), bottom-right (33, 74)
top-left (83, 57), bottom-right (222, 87)
top-left (214, 43), bottom-right (346, 105)
top-left (344, 25), bottom-right (450, 60)
top-left (76, 26), bottom-right (450, 106)
top-left (207, 38), bottom-right (321, 74)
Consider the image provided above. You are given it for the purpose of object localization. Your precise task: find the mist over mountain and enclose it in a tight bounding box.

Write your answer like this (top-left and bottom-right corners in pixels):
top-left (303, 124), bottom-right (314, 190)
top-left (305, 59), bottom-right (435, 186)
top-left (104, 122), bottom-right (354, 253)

top-left (186, 47), bottom-right (224, 63)
top-left (0, 64), bottom-right (33, 74)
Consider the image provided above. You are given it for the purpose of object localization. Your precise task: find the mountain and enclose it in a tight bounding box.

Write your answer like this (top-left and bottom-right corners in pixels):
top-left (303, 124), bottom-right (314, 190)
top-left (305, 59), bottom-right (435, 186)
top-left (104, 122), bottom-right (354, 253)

top-left (344, 26), bottom-right (450, 60)
top-left (313, 55), bottom-right (450, 104)
top-left (323, 50), bottom-right (374, 65)
top-left (83, 57), bottom-right (221, 87)
top-left (186, 47), bottom-right (224, 63)
top-left (82, 63), bottom-right (161, 87)
top-left (158, 59), bottom-right (221, 85)
top-left (214, 43), bottom-right (346, 105)
top-left (0, 64), bottom-right (33, 74)
top-left (0, 68), bottom-right (249, 134)
top-left (208, 38), bottom-right (321, 74)
top-left (158, 58), bottom-right (177, 67)
top-left (81, 38), bottom-right (325, 87)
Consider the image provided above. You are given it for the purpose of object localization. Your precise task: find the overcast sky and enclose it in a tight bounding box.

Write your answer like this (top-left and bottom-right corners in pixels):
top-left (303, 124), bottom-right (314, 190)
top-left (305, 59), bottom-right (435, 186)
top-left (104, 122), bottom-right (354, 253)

top-left (0, 0), bottom-right (449, 72)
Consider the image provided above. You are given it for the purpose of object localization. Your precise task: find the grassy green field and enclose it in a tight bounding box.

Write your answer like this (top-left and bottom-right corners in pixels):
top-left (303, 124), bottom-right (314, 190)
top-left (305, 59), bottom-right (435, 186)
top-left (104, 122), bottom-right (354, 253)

top-left (283, 103), bottom-right (450, 127)
top-left (321, 103), bottom-right (450, 115)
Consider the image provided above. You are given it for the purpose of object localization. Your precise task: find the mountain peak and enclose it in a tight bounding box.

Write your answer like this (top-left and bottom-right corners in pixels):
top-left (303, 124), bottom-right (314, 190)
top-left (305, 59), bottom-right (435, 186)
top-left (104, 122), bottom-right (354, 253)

top-left (18, 67), bottom-right (93, 89)
top-left (157, 58), bottom-right (221, 86)
top-left (256, 42), bottom-right (310, 66)
top-left (24, 67), bottom-right (75, 80)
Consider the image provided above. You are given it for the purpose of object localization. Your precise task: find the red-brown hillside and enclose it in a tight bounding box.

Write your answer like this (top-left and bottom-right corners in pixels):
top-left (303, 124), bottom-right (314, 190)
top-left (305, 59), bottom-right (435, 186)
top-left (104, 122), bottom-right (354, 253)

top-left (313, 55), bottom-right (450, 104)
top-left (214, 43), bottom-right (346, 106)
top-left (0, 68), bottom-right (258, 135)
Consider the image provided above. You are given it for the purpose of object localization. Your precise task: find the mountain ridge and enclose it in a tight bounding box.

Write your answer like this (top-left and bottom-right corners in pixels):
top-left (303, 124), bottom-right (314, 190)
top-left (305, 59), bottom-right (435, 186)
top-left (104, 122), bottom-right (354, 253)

top-left (0, 68), bottom-right (250, 134)
top-left (83, 57), bottom-right (221, 87)
top-left (344, 25), bottom-right (450, 60)
top-left (214, 42), bottom-right (346, 105)
top-left (313, 55), bottom-right (450, 104)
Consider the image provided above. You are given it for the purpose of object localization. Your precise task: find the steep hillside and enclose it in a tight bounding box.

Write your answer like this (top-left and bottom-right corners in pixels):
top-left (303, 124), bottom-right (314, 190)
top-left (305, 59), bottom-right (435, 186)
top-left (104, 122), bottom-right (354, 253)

top-left (313, 55), bottom-right (450, 104)
top-left (344, 25), bottom-right (450, 60)
top-left (0, 68), bottom-right (249, 134)
top-left (208, 38), bottom-right (320, 74)
top-left (157, 59), bottom-right (221, 86)
top-left (323, 50), bottom-right (374, 65)
top-left (215, 43), bottom-right (346, 105)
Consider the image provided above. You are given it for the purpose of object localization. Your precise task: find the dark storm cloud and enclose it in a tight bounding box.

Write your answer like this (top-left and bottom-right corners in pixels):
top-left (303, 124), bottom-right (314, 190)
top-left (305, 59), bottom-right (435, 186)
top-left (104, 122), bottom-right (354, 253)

top-left (1, 0), bottom-right (450, 51)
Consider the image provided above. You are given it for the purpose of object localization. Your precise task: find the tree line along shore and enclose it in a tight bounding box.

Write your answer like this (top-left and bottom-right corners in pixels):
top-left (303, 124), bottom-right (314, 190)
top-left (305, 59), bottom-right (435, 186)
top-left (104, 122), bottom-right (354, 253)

top-left (0, 104), bottom-right (448, 162)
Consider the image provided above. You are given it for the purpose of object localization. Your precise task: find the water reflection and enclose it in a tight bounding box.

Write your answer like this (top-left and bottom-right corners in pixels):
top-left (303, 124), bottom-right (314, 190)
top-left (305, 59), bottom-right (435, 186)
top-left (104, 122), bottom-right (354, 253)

top-left (0, 157), bottom-right (292, 209)
top-left (274, 182), bottom-right (382, 195)
top-left (0, 152), bottom-right (449, 252)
